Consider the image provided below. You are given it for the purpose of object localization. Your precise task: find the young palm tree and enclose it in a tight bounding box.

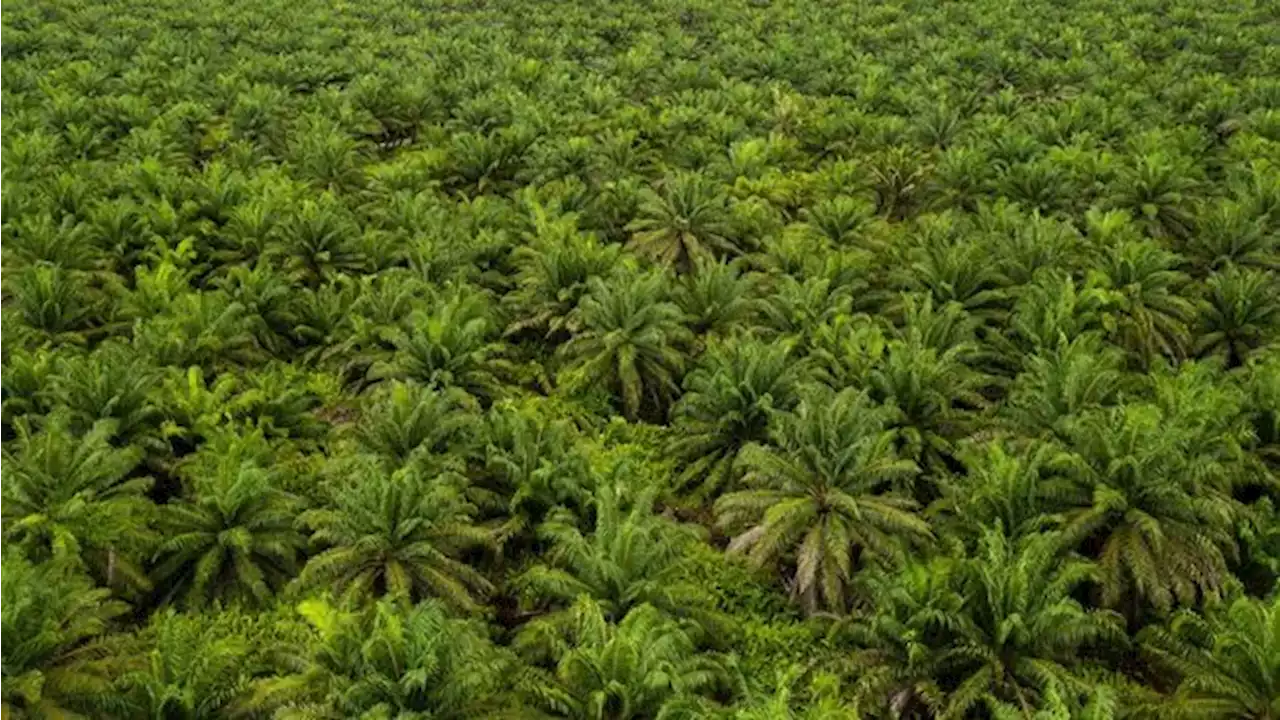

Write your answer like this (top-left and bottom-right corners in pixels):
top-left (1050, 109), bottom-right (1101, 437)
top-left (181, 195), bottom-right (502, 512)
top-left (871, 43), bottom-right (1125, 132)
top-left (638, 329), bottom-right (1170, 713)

top-left (523, 597), bottom-right (731, 719)
top-left (673, 257), bottom-right (761, 341)
top-left (937, 440), bottom-right (1076, 543)
top-left (7, 264), bottom-right (100, 344)
top-left (558, 271), bottom-right (692, 422)
top-left (1060, 404), bottom-right (1244, 616)
top-left (272, 194), bottom-right (367, 286)
top-left (46, 341), bottom-right (164, 452)
top-left (117, 610), bottom-right (255, 720)
top-left (2, 416), bottom-right (155, 593)
top-left (352, 380), bottom-right (478, 468)
top-left (626, 172), bottom-right (739, 273)
top-left (516, 475), bottom-right (719, 652)
top-left (1108, 153), bottom-right (1201, 240)
top-left (247, 598), bottom-right (515, 719)
top-left (870, 335), bottom-right (992, 482)
top-left (503, 223), bottom-right (622, 343)
top-left (669, 339), bottom-right (811, 501)
top-left (297, 459), bottom-right (494, 611)
top-left (371, 286), bottom-right (509, 404)
top-left (946, 529), bottom-right (1126, 718)
top-left (1139, 593), bottom-right (1280, 720)
top-left (895, 238), bottom-right (1013, 324)
top-left (1, 552), bottom-right (131, 719)
top-left (1186, 199), bottom-right (1279, 273)
top-left (1194, 266), bottom-right (1280, 368)
top-left (715, 389), bottom-right (928, 614)
top-left (1094, 239), bottom-right (1196, 367)
top-left (833, 559), bottom-right (963, 718)
top-left (151, 456), bottom-right (305, 610)
top-left (479, 400), bottom-right (591, 551)
top-left (1001, 334), bottom-right (1129, 440)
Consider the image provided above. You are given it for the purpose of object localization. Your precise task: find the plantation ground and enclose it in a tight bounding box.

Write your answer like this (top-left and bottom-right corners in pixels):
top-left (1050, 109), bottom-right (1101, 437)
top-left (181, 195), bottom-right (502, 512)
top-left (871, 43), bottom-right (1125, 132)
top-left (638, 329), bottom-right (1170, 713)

top-left (3, 0), bottom-right (1280, 717)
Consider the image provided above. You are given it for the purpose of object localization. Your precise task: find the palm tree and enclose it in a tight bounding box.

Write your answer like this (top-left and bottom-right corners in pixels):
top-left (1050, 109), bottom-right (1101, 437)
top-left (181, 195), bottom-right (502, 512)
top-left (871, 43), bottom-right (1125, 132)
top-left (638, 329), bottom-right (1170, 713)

top-left (7, 264), bottom-right (100, 344)
top-left (798, 195), bottom-right (877, 248)
top-left (947, 527), bottom-right (1126, 712)
top-left (1093, 239), bottom-right (1196, 367)
top-left (937, 440), bottom-right (1075, 543)
top-left (1004, 269), bottom-right (1113, 357)
top-left (371, 287), bottom-right (509, 404)
top-left (2, 552), bottom-right (131, 719)
top-left (247, 598), bottom-right (515, 719)
top-left (272, 194), bottom-right (367, 285)
top-left (523, 598), bottom-right (730, 719)
top-left (297, 459), bottom-right (494, 611)
top-left (895, 238), bottom-right (1013, 324)
top-left (626, 172), bottom-right (739, 273)
top-left (352, 380), bottom-right (478, 468)
top-left (832, 558), bottom-right (962, 718)
top-left (479, 399), bottom-right (592, 551)
top-left (1108, 153), bottom-right (1201, 240)
top-left (1139, 593), bottom-right (1280, 720)
top-left (1001, 334), bottom-right (1128, 440)
top-left (503, 220), bottom-right (622, 343)
top-left (1194, 266), bottom-right (1280, 368)
top-left (516, 475), bottom-right (719, 654)
top-left (715, 389), bottom-right (928, 614)
top-left (131, 291), bottom-right (260, 372)
top-left (913, 530), bottom-right (1124, 719)
top-left (151, 456), bottom-right (305, 610)
top-left (669, 339), bottom-right (810, 500)
top-left (1186, 199), bottom-right (1279, 273)
top-left (46, 341), bottom-right (163, 451)
top-left (117, 610), bottom-right (254, 720)
top-left (1059, 404), bottom-right (1244, 616)
top-left (2, 416), bottom-right (155, 593)
top-left (673, 257), bottom-right (760, 341)
top-left (869, 334), bottom-right (992, 482)
top-left (559, 271), bottom-right (692, 422)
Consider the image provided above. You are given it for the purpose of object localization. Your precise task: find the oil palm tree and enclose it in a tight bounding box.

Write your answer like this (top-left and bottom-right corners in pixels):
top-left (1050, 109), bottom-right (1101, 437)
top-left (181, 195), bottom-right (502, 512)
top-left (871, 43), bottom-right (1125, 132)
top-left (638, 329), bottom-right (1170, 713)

top-left (479, 399), bottom-right (592, 551)
top-left (503, 223), bottom-right (622, 344)
top-left (673, 257), bottom-right (761, 341)
top-left (1194, 266), bottom-right (1280, 368)
top-left (7, 264), bottom-right (100, 344)
top-left (1139, 593), bottom-right (1280, 720)
top-left (117, 610), bottom-right (255, 720)
top-left (516, 474), bottom-right (719, 653)
top-left (1093, 239), bottom-right (1196, 367)
top-left (45, 341), bottom-right (163, 451)
top-left (715, 389), bottom-right (928, 614)
top-left (1001, 334), bottom-right (1129, 440)
top-left (371, 287), bottom-right (509, 404)
top-left (626, 172), bottom-right (739, 273)
top-left (1059, 404), bottom-right (1244, 616)
top-left (151, 456), bottom-right (305, 610)
top-left (351, 381), bottom-right (478, 468)
top-left (297, 459), bottom-right (494, 611)
top-left (559, 271), bottom-right (692, 422)
top-left (936, 440), bottom-right (1075, 543)
top-left (947, 529), bottom-right (1125, 718)
top-left (835, 533), bottom-right (1125, 719)
top-left (1108, 153), bottom-right (1201, 240)
top-left (669, 339), bottom-right (811, 501)
top-left (870, 334), bottom-right (992, 483)
top-left (1, 552), bottom-right (131, 719)
top-left (833, 558), bottom-right (963, 718)
top-left (2, 416), bottom-right (155, 593)
top-left (247, 598), bottom-right (515, 719)
top-left (522, 598), bottom-right (731, 720)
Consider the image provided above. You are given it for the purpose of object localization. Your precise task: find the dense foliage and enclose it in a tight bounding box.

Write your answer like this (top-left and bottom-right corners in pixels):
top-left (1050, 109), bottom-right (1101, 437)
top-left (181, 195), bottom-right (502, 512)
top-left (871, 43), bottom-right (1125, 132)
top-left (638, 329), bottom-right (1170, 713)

top-left (3, 0), bottom-right (1280, 716)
